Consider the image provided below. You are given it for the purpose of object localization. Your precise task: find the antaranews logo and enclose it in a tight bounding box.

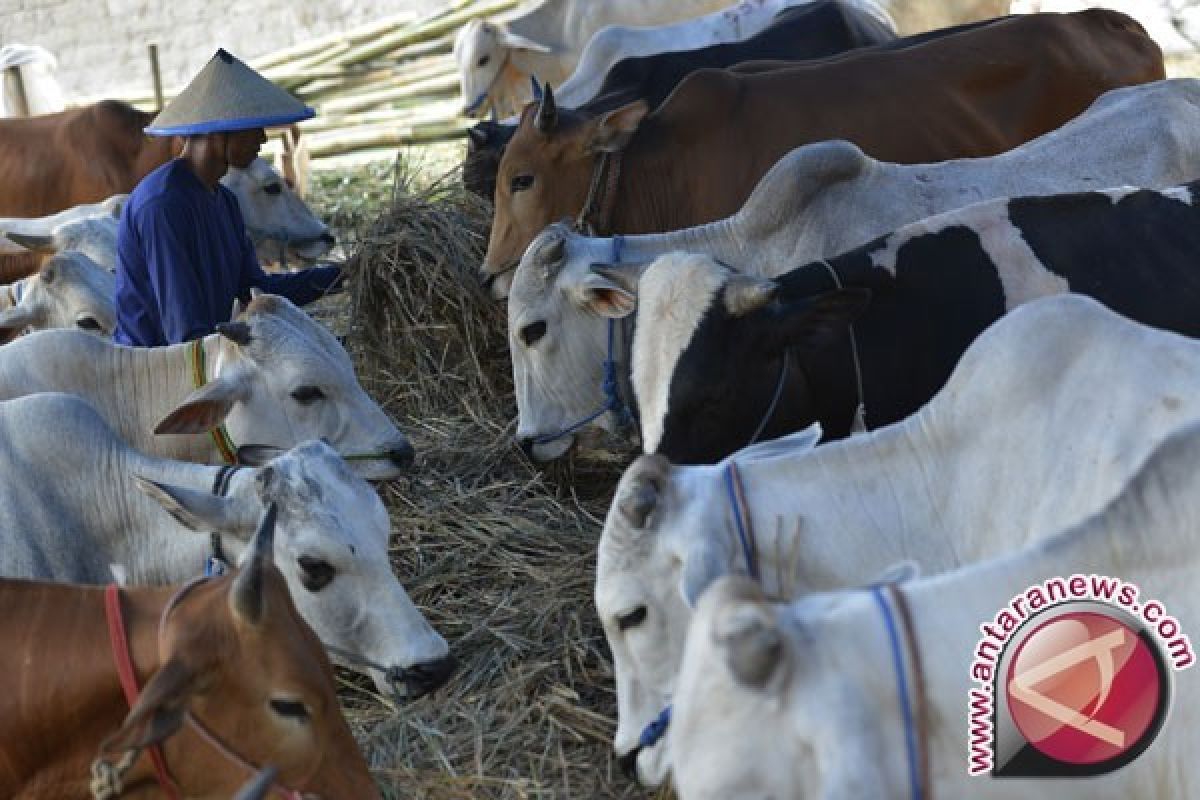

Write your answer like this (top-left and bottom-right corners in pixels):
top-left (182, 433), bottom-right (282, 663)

top-left (967, 574), bottom-right (1193, 777)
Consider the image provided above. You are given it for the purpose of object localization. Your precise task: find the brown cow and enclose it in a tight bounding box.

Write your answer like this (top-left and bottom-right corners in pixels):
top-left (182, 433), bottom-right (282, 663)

top-left (0, 100), bottom-right (179, 218)
top-left (0, 507), bottom-right (382, 799)
top-left (483, 9), bottom-right (1164, 296)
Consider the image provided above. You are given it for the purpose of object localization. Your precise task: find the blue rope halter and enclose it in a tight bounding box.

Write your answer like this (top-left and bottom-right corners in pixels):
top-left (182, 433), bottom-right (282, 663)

top-left (871, 583), bottom-right (927, 800)
top-left (533, 236), bottom-right (636, 446)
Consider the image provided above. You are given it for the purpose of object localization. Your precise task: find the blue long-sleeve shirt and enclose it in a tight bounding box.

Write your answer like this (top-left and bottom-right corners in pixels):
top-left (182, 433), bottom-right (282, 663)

top-left (114, 159), bottom-right (341, 347)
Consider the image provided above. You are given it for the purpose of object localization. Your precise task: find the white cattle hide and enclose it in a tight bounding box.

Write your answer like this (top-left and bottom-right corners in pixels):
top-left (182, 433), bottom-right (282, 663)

top-left (596, 295), bottom-right (1200, 784)
top-left (672, 410), bottom-right (1200, 797)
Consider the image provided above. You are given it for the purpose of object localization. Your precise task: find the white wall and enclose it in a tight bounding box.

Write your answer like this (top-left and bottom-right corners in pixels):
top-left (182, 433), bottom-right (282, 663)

top-left (1, 0), bottom-right (446, 102)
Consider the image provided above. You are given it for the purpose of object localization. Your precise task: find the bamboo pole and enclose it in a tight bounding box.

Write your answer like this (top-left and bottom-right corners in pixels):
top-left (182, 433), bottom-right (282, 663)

top-left (250, 12), bottom-right (417, 70)
top-left (332, 0), bottom-right (520, 67)
top-left (148, 44), bottom-right (164, 111)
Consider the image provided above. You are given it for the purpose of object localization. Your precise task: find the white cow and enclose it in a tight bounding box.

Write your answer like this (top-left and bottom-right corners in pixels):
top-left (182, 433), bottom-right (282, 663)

top-left (509, 78), bottom-right (1200, 460)
top-left (455, 0), bottom-right (736, 118)
top-left (596, 295), bottom-right (1200, 785)
top-left (1011, 1), bottom-right (1200, 53)
top-left (0, 392), bottom-right (454, 702)
top-left (671, 417), bottom-right (1200, 797)
top-left (553, 0), bottom-right (896, 109)
top-left (0, 44), bottom-right (65, 117)
top-left (0, 292), bottom-right (413, 479)
top-left (0, 195), bottom-right (123, 270)
top-left (0, 251), bottom-right (115, 340)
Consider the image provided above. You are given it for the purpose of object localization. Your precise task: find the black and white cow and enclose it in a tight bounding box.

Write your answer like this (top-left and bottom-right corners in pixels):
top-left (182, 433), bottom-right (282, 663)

top-left (618, 181), bottom-right (1200, 463)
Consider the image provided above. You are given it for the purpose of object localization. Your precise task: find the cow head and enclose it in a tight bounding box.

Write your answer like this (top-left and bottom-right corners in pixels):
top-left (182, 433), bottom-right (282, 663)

top-left (221, 159), bottom-right (334, 267)
top-left (463, 120), bottom-right (516, 201)
top-left (632, 254), bottom-right (869, 463)
top-left (509, 223), bottom-right (645, 461)
top-left (484, 92), bottom-right (649, 298)
top-left (153, 293), bottom-right (415, 480)
top-left (0, 195), bottom-right (123, 271)
top-left (670, 576), bottom-right (908, 799)
top-left (136, 440), bottom-right (454, 704)
top-left (596, 429), bottom-right (821, 786)
top-left (455, 19), bottom-right (553, 118)
top-left (0, 252), bottom-right (115, 342)
top-left (99, 506), bottom-right (382, 798)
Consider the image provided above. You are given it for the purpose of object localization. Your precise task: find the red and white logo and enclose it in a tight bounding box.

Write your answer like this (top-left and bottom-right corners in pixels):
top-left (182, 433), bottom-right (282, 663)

top-left (1005, 610), bottom-right (1164, 769)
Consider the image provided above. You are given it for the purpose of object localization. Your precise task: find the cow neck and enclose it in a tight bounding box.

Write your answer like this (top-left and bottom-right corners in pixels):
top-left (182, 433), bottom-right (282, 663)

top-left (575, 151), bottom-right (622, 236)
top-left (107, 335), bottom-right (224, 465)
top-left (721, 434), bottom-right (924, 597)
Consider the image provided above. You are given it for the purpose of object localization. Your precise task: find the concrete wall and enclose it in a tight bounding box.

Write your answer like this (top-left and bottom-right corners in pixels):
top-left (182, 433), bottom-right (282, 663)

top-left (1, 0), bottom-right (445, 102)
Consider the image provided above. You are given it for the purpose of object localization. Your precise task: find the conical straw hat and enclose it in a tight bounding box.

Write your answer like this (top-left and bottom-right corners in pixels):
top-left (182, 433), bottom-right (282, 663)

top-left (145, 48), bottom-right (313, 136)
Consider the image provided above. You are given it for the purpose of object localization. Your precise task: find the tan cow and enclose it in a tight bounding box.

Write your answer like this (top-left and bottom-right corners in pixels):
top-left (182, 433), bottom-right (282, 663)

top-left (483, 9), bottom-right (1164, 297)
top-left (0, 507), bottom-right (382, 799)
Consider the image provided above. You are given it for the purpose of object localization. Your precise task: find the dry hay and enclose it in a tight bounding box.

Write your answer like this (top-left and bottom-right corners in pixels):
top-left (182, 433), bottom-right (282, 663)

top-left (342, 160), bottom-right (652, 799)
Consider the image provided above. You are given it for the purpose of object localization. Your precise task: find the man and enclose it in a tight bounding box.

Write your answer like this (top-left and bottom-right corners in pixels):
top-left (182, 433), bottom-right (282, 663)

top-left (114, 48), bottom-right (342, 347)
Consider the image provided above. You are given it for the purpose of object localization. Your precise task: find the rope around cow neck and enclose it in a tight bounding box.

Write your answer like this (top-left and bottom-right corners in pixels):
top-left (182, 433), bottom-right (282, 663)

top-left (188, 339), bottom-right (239, 465)
top-left (871, 582), bottom-right (931, 800)
top-left (816, 259), bottom-right (867, 434)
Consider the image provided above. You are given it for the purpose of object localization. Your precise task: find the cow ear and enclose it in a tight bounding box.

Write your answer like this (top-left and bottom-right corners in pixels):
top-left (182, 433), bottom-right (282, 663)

top-left (134, 476), bottom-right (258, 540)
top-left (3, 232), bottom-right (58, 255)
top-left (724, 275), bottom-right (778, 317)
top-left (573, 268), bottom-right (637, 318)
top-left (615, 454), bottom-right (669, 530)
top-left (154, 373), bottom-right (249, 435)
top-left (759, 288), bottom-right (871, 353)
top-left (499, 29), bottom-right (554, 53)
top-left (99, 658), bottom-right (197, 754)
top-left (714, 599), bottom-right (784, 689)
top-left (588, 100), bottom-right (649, 154)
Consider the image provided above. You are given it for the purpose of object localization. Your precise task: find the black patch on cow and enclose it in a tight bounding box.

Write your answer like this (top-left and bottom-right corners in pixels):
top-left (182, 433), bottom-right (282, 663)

top-left (1007, 185), bottom-right (1200, 336)
top-left (651, 225), bottom-right (1008, 464)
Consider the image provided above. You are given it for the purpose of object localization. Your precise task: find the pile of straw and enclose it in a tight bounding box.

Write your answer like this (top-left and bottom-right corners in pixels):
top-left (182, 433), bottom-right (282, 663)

top-left (342, 162), bottom-right (648, 799)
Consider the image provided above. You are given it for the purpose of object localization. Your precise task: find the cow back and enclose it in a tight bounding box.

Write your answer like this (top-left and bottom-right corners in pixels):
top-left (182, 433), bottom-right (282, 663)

top-left (0, 100), bottom-right (179, 217)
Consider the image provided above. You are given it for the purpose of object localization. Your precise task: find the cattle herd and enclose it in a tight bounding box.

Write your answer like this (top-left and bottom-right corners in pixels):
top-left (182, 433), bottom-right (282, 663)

top-left (2, 0), bottom-right (1200, 797)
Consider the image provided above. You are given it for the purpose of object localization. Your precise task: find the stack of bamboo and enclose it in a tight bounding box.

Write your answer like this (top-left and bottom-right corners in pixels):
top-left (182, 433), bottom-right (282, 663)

top-left (124, 0), bottom-right (522, 166)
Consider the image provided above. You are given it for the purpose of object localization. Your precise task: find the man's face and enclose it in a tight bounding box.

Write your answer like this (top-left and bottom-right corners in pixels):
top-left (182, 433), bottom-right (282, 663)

top-left (225, 128), bottom-right (267, 169)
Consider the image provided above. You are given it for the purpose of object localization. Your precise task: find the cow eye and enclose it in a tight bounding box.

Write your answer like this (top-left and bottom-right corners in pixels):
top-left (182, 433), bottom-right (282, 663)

top-left (477, 55), bottom-right (490, 67)
top-left (76, 316), bottom-right (103, 332)
top-left (263, 182), bottom-right (283, 196)
top-left (519, 320), bottom-right (547, 347)
top-left (510, 174), bottom-right (534, 194)
top-left (298, 556), bottom-right (335, 592)
top-left (291, 386), bottom-right (325, 405)
top-left (617, 606), bottom-right (647, 631)
top-left (269, 697), bottom-right (311, 722)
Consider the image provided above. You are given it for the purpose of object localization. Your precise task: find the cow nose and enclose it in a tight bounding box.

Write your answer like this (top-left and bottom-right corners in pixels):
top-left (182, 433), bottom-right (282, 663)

top-left (319, 232), bottom-right (335, 245)
top-left (616, 748), bottom-right (641, 781)
top-left (480, 272), bottom-right (496, 291)
top-left (388, 442), bottom-right (415, 469)
top-left (516, 436), bottom-right (536, 458)
top-left (406, 653), bottom-right (458, 697)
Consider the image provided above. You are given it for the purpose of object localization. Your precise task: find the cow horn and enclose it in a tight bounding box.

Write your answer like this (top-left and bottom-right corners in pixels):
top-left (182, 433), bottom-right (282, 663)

top-left (4, 232), bottom-right (57, 255)
top-left (535, 83), bottom-right (557, 132)
top-left (530, 75), bottom-right (543, 103)
top-left (618, 454), bottom-right (668, 529)
top-left (538, 232), bottom-right (566, 266)
top-left (715, 601), bottom-right (783, 689)
top-left (216, 320), bottom-right (254, 346)
top-left (230, 502), bottom-right (277, 626)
